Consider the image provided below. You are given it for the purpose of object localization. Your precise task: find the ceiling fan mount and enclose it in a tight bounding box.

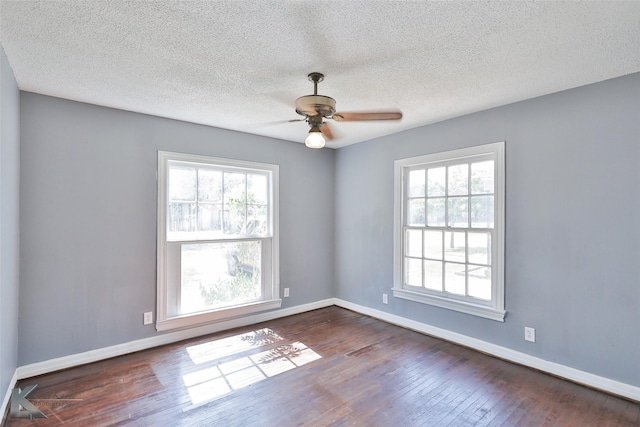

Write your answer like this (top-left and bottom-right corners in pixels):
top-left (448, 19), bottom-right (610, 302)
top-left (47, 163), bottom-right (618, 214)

top-left (291, 72), bottom-right (402, 148)
top-left (307, 72), bottom-right (324, 84)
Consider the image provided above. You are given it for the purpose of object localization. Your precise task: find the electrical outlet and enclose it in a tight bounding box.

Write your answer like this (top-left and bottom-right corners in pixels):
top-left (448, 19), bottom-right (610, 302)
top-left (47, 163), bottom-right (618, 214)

top-left (382, 293), bottom-right (388, 304)
top-left (143, 311), bottom-right (153, 325)
top-left (284, 288), bottom-right (290, 298)
top-left (524, 326), bottom-right (535, 342)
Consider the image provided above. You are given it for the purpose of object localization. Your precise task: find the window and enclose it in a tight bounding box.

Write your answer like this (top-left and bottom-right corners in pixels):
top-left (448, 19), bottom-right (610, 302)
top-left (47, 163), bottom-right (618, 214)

top-left (393, 142), bottom-right (505, 321)
top-left (157, 151), bottom-right (280, 331)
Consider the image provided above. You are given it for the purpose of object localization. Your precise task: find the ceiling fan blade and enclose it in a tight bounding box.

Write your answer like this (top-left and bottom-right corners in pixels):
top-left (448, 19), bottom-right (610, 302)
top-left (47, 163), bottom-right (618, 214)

top-left (248, 118), bottom-right (304, 129)
top-left (332, 111), bottom-right (403, 122)
top-left (320, 122), bottom-right (334, 140)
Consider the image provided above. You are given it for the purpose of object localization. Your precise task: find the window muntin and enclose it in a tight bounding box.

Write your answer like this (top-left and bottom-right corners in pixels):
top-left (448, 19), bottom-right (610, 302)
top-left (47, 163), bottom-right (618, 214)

top-left (158, 152), bottom-right (280, 331)
top-left (394, 142), bottom-right (505, 321)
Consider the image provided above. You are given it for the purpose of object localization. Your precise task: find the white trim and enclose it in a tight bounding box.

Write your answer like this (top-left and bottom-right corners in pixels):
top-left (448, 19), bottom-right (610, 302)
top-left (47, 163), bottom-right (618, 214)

top-left (393, 141), bottom-right (506, 320)
top-left (16, 299), bottom-right (334, 380)
top-left (392, 288), bottom-right (506, 321)
top-left (11, 299), bottom-right (639, 404)
top-left (155, 298), bottom-right (282, 332)
top-left (156, 151), bottom-right (280, 331)
top-left (333, 298), bottom-right (640, 403)
top-left (157, 151), bottom-right (170, 325)
top-left (1, 369), bottom-right (18, 421)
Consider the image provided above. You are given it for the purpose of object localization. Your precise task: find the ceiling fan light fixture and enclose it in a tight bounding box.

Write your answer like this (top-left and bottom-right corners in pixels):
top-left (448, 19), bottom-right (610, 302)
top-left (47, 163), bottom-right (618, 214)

top-left (305, 125), bottom-right (325, 149)
top-left (293, 72), bottom-right (402, 148)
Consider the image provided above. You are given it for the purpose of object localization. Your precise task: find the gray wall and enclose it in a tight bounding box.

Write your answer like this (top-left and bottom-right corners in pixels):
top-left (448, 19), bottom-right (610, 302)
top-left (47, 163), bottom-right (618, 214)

top-left (335, 73), bottom-right (640, 387)
top-left (15, 72), bottom-right (640, 390)
top-left (19, 94), bottom-right (335, 365)
top-left (0, 44), bottom-right (20, 399)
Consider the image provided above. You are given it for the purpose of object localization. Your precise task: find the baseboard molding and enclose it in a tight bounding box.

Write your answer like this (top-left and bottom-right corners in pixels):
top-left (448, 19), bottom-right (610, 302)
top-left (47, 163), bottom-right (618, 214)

top-left (16, 298), bottom-right (335, 380)
top-left (14, 297), bottom-right (639, 403)
top-left (333, 298), bottom-right (640, 403)
top-left (1, 369), bottom-right (18, 424)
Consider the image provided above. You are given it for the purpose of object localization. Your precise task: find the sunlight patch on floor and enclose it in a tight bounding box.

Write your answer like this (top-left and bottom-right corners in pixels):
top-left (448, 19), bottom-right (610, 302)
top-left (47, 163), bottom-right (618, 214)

top-left (182, 330), bottom-right (321, 411)
top-left (185, 328), bottom-right (283, 364)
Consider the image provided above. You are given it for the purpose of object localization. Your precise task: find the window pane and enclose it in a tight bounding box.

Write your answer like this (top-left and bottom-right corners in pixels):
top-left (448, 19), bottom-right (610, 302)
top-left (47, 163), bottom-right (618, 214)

top-left (468, 232), bottom-right (491, 265)
top-left (170, 167), bottom-right (196, 201)
top-left (424, 260), bottom-right (443, 291)
top-left (424, 230), bottom-right (443, 260)
top-left (224, 172), bottom-right (247, 234)
top-left (408, 198), bottom-right (426, 226)
top-left (468, 266), bottom-right (491, 300)
top-left (198, 203), bottom-right (222, 232)
top-left (444, 262), bottom-right (465, 295)
top-left (406, 229), bottom-right (422, 258)
top-left (447, 197), bottom-right (468, 228)
top-left (444, 231), bottom-right (466, 262)
top-left (405, 258), bottom-right (422, 287)
top-left (408, 169), bottom-right (425, 197)
top-left (224, 172), bottom-right (246, 205)
top-left (248, 174), bottom-right (268, 205)
top-left (471, 196), bottom-right (494, 228)
top-left (181, 241), bottom-right (262, 315)
top-left (427, 197), bottom-right (445, 227)
top-left (198, 169), bottom-right (222, 202)
top-left (471, 161), bottom-right (494, 195)
top-left (246, 205), bottom-right (268, 235)
top-left (224, 206), bottom-right (246, 235)
top-left (427, 167), bottom-right (445, 197)
top-left (169, 202), bottom-right (196, 232)
top-left (447, 164), bottom-right (468, 196)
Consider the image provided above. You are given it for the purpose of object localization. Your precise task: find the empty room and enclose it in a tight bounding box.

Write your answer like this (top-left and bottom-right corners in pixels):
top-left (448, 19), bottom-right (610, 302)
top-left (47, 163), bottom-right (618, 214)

top-left (1, 1), bottom-right (639, 425)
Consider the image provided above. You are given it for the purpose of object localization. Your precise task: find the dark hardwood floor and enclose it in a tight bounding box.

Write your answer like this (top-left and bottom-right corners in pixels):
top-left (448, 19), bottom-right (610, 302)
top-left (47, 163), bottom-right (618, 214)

top-left (4, 306), bottom-right (639, 426)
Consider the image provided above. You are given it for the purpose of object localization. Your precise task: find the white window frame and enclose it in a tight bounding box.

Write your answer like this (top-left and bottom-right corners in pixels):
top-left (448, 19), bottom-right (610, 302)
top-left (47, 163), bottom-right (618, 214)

top-left (393, 142), bottom-right (505, 321)
top-left (156, 151), bottom-right (280, 331)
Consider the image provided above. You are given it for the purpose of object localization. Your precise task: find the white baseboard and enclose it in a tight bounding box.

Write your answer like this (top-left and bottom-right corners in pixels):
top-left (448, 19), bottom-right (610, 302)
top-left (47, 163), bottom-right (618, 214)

top-left (14, 297), bottom-right (639, 403)
top-left (16, 299), bottom-right (335, 380)
top-left (333, 298), bottom-right (640, 403)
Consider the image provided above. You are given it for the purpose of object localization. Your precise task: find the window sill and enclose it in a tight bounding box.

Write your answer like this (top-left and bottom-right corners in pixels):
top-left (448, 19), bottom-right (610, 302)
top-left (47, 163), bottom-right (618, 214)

top-left (392, 288), bottom-right (506, 322)
top-left (156, 298), bottom-right (282, 332)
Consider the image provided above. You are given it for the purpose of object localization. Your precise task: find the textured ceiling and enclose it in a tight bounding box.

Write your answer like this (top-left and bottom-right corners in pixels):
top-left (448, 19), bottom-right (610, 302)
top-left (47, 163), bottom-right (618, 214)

top-left (1, 1), bottom-right (639, 148)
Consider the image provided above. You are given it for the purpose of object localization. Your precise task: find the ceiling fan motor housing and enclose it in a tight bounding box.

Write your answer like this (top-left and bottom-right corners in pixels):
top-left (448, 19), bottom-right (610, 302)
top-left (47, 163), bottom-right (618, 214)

top-left (295, 95), bottom-right (336, 118)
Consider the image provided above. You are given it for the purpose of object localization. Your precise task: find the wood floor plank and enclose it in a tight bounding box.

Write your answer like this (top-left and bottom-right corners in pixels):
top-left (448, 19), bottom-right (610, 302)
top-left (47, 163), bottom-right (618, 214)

top-left (4, 307), bottom-right (639, 426)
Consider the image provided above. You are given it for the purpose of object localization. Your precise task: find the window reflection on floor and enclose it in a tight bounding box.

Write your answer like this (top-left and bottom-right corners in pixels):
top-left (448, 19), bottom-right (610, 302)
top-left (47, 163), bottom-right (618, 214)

top-left (182, 328), bottom-right (321, 410)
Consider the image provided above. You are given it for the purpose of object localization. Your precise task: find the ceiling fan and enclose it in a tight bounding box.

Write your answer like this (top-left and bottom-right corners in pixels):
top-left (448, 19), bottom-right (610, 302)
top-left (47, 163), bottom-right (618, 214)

top-left (293, 72), bottom-right (402, 148)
